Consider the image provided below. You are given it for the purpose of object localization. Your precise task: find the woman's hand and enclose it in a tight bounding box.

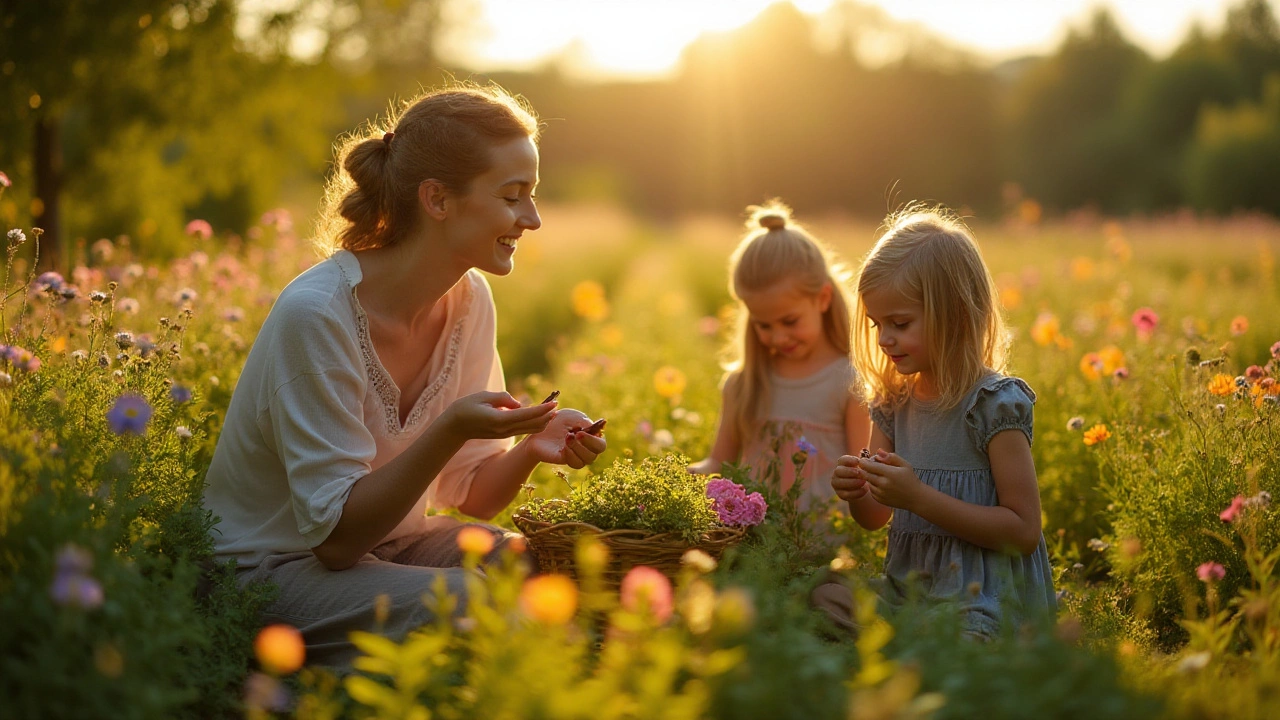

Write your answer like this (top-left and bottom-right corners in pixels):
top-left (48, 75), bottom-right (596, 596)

top-left (831, 455), bottom-right (869, 502)
top-left (523, 408), bottom-right (607, 469)
top-left (441, 391), bottom-right (557, 443)
top-left (858, 450), bottom-right (926, 510)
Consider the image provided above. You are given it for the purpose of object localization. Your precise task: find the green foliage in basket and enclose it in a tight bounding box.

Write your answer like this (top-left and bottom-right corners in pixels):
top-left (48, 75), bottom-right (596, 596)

top-left (527, 453), bottom-right (719, 543)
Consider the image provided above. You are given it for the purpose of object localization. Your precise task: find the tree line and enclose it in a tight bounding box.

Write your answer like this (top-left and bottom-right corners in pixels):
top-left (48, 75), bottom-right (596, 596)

top-left (2, 0), bottom-right (1279, 267)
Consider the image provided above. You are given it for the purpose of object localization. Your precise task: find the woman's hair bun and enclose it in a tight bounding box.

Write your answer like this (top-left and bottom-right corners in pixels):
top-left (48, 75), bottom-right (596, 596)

top-left (758, 213), bottom-right (787, 230)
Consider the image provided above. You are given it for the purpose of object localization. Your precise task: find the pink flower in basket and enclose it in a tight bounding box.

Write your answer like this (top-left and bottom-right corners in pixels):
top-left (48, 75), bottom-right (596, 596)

top-left (706, 478), bottom-right (767, 527)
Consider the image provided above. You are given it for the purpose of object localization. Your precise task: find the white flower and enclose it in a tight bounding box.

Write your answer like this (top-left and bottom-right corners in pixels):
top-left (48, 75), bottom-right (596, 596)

top-left (175, 426), bottom-right (192, 439)
top-left (6, 228), bottom-right (26, 246)
top-left (114, 331), bottom-right (134, 349)
top-left (653, 429), bottom-right (674, 448)
top-left (0, 372), bottom-right (12, 388)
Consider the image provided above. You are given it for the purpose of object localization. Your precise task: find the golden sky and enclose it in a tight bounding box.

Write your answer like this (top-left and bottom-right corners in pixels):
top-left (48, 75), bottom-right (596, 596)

top-left (441, 0), bottom-right (1242, 79)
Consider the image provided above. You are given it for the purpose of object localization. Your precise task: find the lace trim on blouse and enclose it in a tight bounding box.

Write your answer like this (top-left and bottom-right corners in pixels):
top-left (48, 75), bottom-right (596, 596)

top-left (338, 257), bottom-right (474, 437)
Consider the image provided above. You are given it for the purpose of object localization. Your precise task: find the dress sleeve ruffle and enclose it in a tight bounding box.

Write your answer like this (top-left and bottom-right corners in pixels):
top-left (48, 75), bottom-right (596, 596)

top-left (964, 375), bottom-right (1036, 453)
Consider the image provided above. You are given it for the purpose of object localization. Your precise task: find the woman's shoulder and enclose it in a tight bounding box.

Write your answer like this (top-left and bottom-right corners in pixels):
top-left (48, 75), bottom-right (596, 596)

top-left (264, 257), bottom-right (357, 337)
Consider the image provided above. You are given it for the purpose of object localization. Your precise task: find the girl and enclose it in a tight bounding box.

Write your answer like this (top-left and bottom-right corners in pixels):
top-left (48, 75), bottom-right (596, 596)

top-left (203, 85), bottom-right (606, 668)
top-left (816, 205), bottom-right (1055, 639)
top-left (690, 202), bottom-right (870, 525)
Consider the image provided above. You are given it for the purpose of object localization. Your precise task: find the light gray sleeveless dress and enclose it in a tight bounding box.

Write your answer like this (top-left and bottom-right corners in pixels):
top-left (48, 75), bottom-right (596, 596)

top-left (869, 373), bottom-right (1056, 637)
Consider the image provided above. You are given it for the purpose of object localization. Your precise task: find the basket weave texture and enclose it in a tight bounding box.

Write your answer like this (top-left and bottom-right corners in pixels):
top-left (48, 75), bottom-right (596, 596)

top-left (512, 499), bottom-right (747, 591)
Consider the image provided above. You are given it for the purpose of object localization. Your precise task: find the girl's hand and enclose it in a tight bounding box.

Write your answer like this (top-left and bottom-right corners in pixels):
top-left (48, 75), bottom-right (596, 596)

top-left (688, 458), bottom-right (722, 475)
top-left (831, 455), bottom-right (869, 502)
top-left (858, 450), bottom-right (925, 510)
top-left (441, 391), bottom-right (557, 442)
top-left (524, 408), bottom-right (607, 469)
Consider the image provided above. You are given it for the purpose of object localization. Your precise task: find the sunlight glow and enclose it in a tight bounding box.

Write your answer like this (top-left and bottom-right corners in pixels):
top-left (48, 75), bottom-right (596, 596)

top-left (447, 0), bottom-right (1237, 80)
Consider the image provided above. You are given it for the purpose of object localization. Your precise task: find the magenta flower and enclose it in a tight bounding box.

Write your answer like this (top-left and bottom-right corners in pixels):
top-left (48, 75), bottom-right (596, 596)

top-left (705, 478), bottom-right (768, 526)
top-left (1131, 307), bottom-right (1158, 339)
top-left (1196, 562), bottom-right (1225, 583)
top-left (106, 393), bottom-right (153, 435)
top-left (1220, 495), bottom-right (1245, 523)
top-left (185, 219), bottom-right (213, 240)
top-left (0, 171), bottom-right (10, 187)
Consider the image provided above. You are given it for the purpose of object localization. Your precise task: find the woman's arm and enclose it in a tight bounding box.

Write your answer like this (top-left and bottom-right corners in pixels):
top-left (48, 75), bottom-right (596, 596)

top-left (458, 409), bottom-right (607, 519)
top-left (689, 376), bottom-right (741, 475)
top-left (859, 430), bottom-right (1042, 555)
top-left (312, 393), bottom-right (555, 570)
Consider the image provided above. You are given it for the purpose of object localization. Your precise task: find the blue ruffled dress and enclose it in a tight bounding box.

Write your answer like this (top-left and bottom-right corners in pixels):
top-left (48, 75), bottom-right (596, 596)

top-left (869, 373), bottom-right (1056, 637)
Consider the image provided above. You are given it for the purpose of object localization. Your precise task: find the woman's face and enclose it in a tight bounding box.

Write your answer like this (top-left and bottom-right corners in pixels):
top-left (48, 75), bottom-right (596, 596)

top-left (440, 135), bottom-right (542, 276)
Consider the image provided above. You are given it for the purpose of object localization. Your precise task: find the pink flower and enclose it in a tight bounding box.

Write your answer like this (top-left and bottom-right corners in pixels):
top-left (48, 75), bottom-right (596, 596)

top-left (620, 566), bottom-right (673, 622)
top-left (1196, 562), bottom-right (1225, 583)
top-left (705, 478), bottom-right (741, 505)
top-left (741, 492), bottom-right (767, 526)
top-left (184, 219), bottom-right (213, 240)
top-left (705, 478), bottom-right (767, 526)
top-left (0, 171), bottom-right (10, 188)
top-left (1230, 316), bottom-right (1249, 336)
top-left (1272, 341), bottom-right (1280, 360)
top-left (1245, 365), bottom-right (1267, 382)
top-left (1131, 307), bottom-right (1158, 339)
top-left (1220, 495), bottom-right (1245, 523)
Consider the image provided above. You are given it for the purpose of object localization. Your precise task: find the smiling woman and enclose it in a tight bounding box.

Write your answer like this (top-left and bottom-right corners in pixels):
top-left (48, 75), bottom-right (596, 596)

top-left (202, 84), bottom-right (607, 669)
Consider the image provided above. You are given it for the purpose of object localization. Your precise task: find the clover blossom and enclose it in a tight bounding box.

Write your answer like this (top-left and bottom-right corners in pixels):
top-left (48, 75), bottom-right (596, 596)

top-left (1196, 562), bottom-right (1225, 583)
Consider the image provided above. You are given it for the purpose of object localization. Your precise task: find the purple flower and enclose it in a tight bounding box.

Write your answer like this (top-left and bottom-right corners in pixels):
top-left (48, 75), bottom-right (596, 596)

top-left (34, 271), bottom-right (63, 292)
top-left (49, 544), bottom-right (104, 610)
top-left (796, 436), bottom-right (818, 456)
top-left (1, 345), bottom-right (41, 372)
top-left (106, 393), bottom-right (153, 435)
top-left (169, 384), bottom-right (192, 404)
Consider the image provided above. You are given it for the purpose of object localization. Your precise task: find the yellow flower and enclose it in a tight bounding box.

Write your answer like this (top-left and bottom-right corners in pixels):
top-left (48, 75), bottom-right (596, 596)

top-left (599, 323), bottom-right (624, 348)
top-left (1030, 313), bottom-right (1060, 346)
top-left (653, 365), bottom-right (687, 399)
top-left (254, 624), bottom-right (305, 675)
top-left (520, 574), bottom-right (579, 625)
top-left (1098, 345), bottom-right (1125, 374)
top-left (571, 280), bottom-right (609, 321)
top-left (1083, 424), bottom-right (1111, 446)
top-left (1207, 373), bottom-right (1235, 396)
top-left (1079, 352), bottom-right (1104, 381)
top-left (456, 526), bottom-right (495, 556)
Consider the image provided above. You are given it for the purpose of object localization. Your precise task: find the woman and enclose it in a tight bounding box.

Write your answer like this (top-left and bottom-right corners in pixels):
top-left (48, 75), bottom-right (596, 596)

top-left (203, 85), bottom-right (605, 667)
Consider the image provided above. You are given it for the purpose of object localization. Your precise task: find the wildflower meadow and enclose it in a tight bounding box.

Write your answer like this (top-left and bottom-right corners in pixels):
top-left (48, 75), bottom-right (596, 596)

top-left (2, 178), bottom-right (1279, 719)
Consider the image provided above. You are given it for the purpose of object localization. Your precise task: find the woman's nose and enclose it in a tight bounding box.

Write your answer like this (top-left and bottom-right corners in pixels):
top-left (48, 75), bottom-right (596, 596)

top-left (519, 202), bottom-right (542, 231)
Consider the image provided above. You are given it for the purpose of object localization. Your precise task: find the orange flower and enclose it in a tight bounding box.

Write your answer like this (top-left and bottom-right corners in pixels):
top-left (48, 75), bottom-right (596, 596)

top-left (1070, 257), bottom-right (1095, 282)
top-left (1229, 315), bottom-right (1249, 336)
top-left (254, 624), bottom-right (305, 675)
top-left (1079, 352), bottom-right (1104, 380)
top-left (520, 574), bottom-right (578, 625)
top-left (1098, 345), bottom-right (1125, 374)
top-left (1083, 424), bottom-right (1111, 446)
top-left (456, 526), bottom-right (495, 556)
top-left (1207, 373), bottom-right (1235, 396)
top-left (653, 366), bottom-right (687, 399)
top-left (998, 284), bottom-right (1023, 310)
top-left (1030, 313), bottom-right (1061, 347)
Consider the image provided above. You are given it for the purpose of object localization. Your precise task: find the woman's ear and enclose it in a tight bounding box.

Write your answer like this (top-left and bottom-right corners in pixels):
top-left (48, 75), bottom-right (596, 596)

top-left (817, 282), bottom-right (833, 312)
top-left (418, 179), bottom-right (449, 221)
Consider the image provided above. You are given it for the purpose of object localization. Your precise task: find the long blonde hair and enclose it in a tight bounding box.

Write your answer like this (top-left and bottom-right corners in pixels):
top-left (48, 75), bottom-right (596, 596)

top-left (724, 200), bottom-right (854, 445)
top-left (314, 83), bottom-right (539, 256)
top-left (852, 205), bottom-right (1008, 411)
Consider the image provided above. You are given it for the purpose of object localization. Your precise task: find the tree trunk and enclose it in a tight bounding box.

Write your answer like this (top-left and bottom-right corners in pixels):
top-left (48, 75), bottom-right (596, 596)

top-left (34, 114), bottom-right (62, 271)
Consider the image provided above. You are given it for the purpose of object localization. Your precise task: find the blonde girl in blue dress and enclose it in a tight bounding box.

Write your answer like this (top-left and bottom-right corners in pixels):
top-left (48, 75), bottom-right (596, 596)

top-left (815, 206), bottom-right (1055, 638)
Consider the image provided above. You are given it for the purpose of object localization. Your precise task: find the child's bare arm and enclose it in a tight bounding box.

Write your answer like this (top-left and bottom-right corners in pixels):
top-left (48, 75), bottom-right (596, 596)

top-left (833, 423), bottom-right (893, 530)
top-left (689, 376), bottom-right (741, 475)
top-left (865, 430), bottom-right (1042, 554)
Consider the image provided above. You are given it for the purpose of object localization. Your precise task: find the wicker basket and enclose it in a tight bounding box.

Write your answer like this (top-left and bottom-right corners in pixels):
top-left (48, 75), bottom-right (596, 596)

top-left (512, 500), bottom-right (747, 591)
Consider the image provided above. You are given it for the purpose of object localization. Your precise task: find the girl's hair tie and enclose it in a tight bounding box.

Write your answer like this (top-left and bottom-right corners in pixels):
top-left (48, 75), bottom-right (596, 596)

top-left (758, 213), bottom-right (786, 230)
top-left (382, 131), bottom-right (395, 147)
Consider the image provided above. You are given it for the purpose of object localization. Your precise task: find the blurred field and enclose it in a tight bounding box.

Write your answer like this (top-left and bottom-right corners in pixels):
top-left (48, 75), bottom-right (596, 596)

top-left (2, 201), bottom-right (1279, 717)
